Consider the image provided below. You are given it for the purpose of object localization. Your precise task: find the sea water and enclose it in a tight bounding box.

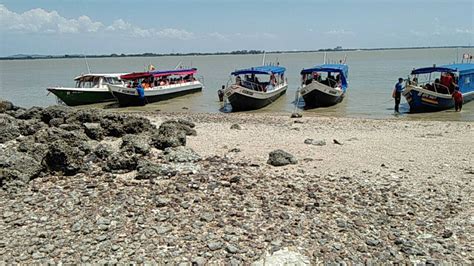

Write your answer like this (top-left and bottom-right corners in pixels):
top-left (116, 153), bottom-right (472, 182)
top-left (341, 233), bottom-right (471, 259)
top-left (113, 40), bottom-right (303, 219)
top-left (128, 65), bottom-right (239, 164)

top-left (1, 47), bottom-right (473, 121)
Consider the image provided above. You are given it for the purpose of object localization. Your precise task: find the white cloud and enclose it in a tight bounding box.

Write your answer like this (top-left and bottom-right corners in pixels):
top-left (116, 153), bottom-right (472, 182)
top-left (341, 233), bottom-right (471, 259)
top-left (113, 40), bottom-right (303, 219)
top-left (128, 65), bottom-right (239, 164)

top-left (325, 29), bottom-right (355, 36)
top-left (0, 4), bottom-right (193, 40)
top-left (0, 4), bottom-right (103, 34)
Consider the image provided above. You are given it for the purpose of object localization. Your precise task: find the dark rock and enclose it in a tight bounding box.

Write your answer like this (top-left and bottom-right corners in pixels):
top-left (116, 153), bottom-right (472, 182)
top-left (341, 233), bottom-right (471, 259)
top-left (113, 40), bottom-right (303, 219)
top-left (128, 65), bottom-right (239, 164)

top-left (83, 123), bottom-right (104, 140)
top-left (366, 239), bottom-right (380, 247)
top-left (0, 148), bottom-right (43, 187)
top-left (230, 124), bottom-right (242, 130)
top-left (64, 110), bottom-right (101, 124)
top-left (18, 119), bottom-right (48, 136)
top-left (105, 152), bottom-right (138, 173)
top-left (48, 118), bottom-right (64, 127)
top-left (333, 139), bottom-right (343, 145)
top-left (229, 148), bottom-right (241, 153)
top-left (121, 134), bottom-right (150, 155)
top-left (230, 175), bottom-right (241, 183)
top-left (442, 230), bottom-right (453, 238)
top-left (94, 143), bottom-right (114, 160)
top-left (291, 113), bottom-right (302, 118)
top-left (100, 113), bottom-right (155, 137)
top-left (0, 115), bottom-right (20, 143)
top-left (43, 140), bottom-right (84, 176)
top-left (17, 139), bottom-right (48, 161)
top-left (226, 244), bottom-right (240, 254)
top-left (163, 146), bottom-right (201, 162)
top-left (58, 123), bottom-right (82, 131)
top-left (151, 122), bottom-right (188, 150)
top-left (40, 105), bottom-right (71, 124)
top-left (136, 161), bottom-right (166, 180)
top-left (160, 119), bottom-right (197, 136)
top-left (14, 106), bottom-right (43, 120)
top-left (0, 100), bottom-right (15, 113)
top-left (267, 149), bottom-right (298, 166)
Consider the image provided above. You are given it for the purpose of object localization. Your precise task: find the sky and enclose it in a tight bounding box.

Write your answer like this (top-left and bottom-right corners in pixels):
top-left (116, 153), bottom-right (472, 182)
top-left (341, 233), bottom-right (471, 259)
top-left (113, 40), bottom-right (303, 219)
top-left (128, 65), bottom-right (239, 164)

top-left (0, 0), bottom-right (473, 56)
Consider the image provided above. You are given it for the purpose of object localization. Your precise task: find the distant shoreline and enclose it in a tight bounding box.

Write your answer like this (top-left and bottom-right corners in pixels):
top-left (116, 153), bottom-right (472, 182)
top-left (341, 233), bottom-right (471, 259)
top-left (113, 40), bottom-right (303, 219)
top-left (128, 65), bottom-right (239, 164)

top-left (1, 46), bottom-right (472, 61)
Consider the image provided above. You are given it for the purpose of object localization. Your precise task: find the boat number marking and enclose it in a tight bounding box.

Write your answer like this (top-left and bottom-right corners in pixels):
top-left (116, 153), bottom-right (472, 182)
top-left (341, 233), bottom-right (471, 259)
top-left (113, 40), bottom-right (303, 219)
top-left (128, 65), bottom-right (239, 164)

top-left (241, 90), bottom-right (254, 96)
top-left (418, 92), bottom-right (437, 99)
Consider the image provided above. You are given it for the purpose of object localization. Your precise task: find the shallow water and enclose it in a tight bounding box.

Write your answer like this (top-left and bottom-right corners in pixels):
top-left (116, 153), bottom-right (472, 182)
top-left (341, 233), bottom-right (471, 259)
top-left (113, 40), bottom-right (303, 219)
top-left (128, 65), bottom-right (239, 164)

top-left (1, 47), bottom-right (473, 121)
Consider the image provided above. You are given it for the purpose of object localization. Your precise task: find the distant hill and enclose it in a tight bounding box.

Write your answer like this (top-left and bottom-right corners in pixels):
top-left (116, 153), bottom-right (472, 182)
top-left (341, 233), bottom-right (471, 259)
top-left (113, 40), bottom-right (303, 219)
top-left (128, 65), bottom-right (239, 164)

top-left (1, 46), bottom-right (472, 61)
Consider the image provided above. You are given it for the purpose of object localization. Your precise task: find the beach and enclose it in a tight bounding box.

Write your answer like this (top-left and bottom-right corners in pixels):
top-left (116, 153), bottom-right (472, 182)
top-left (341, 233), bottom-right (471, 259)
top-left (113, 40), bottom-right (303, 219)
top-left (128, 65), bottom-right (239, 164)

top-left (1, 102), bottom-right (473, 264)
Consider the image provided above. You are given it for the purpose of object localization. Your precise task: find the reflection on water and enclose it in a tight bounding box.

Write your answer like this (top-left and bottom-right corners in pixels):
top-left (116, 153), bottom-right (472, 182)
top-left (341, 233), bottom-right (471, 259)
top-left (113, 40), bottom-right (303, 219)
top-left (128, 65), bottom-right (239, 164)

top-left (1, 47), bottom-right (473, 121)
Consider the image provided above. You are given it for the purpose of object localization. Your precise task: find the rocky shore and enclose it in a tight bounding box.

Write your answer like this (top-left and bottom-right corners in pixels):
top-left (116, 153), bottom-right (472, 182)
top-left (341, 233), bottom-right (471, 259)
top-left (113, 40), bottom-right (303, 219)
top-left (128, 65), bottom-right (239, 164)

top-left (1, 100), bottom-right (473, 264)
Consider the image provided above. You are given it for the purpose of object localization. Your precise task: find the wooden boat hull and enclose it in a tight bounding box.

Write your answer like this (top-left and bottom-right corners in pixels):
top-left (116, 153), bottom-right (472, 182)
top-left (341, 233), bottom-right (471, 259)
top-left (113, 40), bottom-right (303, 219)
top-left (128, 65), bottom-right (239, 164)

top-left (225, 84), bottom-right (287, 111)
top-left (402, 84), bottom-right (474, 112)
top-left (300, 82), bottom-right (344, 107)
top-left (108, 82), bottom-right (203, 107)
top-left (47, 88), bottom-right (115, 106)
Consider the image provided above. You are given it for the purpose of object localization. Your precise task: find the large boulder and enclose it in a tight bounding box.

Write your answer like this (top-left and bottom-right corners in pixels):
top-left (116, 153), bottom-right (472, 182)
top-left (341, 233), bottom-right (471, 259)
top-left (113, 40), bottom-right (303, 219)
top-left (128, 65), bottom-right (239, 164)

top-left (18, 119), bottom-right (48, 136)
top-left (83, 122), bottom-right (104, 140)
top-left (151, 121), bottom-right (188, 150)
top-left (0, 100), bottom-right (15, 113)
top-left (100, 113), bottom-right (155, 137)
top-left (40, 105), bottom-right (71, 124)
top-left (121, 134), bottom-right (150, 155)
top-left (17, 138), bottom-right (48, 162)
top-left (65, 109), bottom-right (101, 124)
top-left (0, 114), bottom-right (20, 143)
top-left (163, 146), bottom-right (201, 163)
top-left (15, 106), bottom-right (44, 120)
top-left (104, 152), bottom-right (139, 173)
top-left (42, 140), bottom-right (85, 176)
top-left (0, 147), bottom-right (44, 188)
top-left (267, 149), bottom-right (298, 166)
top-left (160, 119), bottom-right (197, 136)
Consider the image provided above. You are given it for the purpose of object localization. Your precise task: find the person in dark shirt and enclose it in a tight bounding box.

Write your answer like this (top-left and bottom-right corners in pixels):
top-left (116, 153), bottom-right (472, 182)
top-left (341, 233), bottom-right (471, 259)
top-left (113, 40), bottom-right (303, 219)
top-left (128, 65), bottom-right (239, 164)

top-left (452, 88), bottom-right (463, 112)
top-left (393, 78), bottom-right (404, 113)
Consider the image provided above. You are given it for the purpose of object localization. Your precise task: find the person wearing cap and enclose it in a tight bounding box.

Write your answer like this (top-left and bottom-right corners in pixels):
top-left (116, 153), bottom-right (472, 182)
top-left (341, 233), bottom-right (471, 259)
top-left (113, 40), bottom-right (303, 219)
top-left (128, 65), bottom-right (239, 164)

top-left (392, 78), bottom-right (404, 113)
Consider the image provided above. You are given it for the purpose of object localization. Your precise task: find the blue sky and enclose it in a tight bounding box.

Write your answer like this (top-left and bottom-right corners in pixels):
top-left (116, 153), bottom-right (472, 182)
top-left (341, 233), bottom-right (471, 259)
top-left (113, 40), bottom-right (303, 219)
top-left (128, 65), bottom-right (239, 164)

top-left (0, 0), bottom-right (473, 56)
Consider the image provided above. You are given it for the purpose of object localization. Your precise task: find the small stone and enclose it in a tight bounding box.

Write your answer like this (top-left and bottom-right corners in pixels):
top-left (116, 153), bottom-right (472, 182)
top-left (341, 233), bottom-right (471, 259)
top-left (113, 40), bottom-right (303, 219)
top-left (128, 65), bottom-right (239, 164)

top-left (442, 230), bottom-right (453, 238)
top-left (226, 244), bottom-right (240, 254)
top-left (230, 124), bottom-right (241, 130)
top-left (191, 256), bottom-right (207, 266)
top-left (96, 235), bottom-right (108, 242)
top-left (200, 212), bottom-right (215, 222)
top-left (207, 241), bottom-right (223, 251)
top-left (290, 113), bottom-right (302, 118)
top-left (32, 252), bottom-right (45, 259)
top-left (230, 175), bottom-right (241, 183)
top-left (267, 149), bottom-right (297, 167)
top-left (366, 239), bottom-right (380, 246)
top-left (156, 197), bottom-right (171, 207)
top-left (111, 245), bottom-right (121, 251)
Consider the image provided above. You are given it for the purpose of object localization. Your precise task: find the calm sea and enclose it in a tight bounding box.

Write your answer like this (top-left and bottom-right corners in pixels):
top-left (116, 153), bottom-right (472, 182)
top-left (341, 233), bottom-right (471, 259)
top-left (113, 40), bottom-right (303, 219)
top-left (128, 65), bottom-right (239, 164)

top-left (1, 48), bottom-right (473, 121)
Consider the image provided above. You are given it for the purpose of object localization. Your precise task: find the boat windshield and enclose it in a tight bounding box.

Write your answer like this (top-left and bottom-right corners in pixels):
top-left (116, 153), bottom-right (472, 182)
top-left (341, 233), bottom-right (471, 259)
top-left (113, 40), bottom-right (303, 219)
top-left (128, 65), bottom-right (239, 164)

top-left (104, 77), bottom-right (122, 85)
top-left (302, 72), bottom-right (342, 88)
top-left (76, 76), bottom-right (101, 88)
top-left (409, 72), bottom-right (458, 95)
top-left (234, 73), bottom-right (284, 92)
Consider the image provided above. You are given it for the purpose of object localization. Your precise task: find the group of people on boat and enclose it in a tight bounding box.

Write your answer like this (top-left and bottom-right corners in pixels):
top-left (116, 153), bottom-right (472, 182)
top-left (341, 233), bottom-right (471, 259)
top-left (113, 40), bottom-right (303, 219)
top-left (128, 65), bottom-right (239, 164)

top-left (302, 72), bottom-right (342, 88)
top-left (234, 73), bottom-right (284, 92)
top-left (126, 75), bottom-right (196, 89)
top-left (408, 72), bottom-right (459, 94)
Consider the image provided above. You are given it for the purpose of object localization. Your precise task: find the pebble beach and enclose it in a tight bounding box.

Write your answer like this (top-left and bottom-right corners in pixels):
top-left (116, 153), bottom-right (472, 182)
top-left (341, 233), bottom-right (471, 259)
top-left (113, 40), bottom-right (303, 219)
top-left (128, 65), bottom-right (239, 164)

top-left (1, 101), bottom-right (473, 264)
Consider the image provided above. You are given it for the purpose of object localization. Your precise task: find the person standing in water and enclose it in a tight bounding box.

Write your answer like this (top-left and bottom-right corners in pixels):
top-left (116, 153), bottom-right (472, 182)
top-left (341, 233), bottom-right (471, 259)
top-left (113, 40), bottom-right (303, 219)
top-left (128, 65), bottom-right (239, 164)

top-left (452, 88), bottom-right (463, 112)
top-left (393, 78), bottom-right (404, 113)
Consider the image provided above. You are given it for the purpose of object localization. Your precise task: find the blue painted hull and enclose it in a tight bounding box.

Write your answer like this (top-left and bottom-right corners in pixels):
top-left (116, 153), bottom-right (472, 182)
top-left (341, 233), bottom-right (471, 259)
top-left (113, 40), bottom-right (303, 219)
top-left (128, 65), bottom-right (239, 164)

top-left (403, 88), bottom-right (474, 113)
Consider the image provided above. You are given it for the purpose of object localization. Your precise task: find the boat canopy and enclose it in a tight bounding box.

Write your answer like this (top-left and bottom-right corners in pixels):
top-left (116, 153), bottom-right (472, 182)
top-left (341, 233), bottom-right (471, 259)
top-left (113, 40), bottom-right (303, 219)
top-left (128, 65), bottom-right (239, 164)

top-left (411, 64), bottom-right (474, 75)
top-left (74, 73), bottom-right (124, 81)
top-left (151, 68), bottom-right (197, 78)
top-left (120, 68), bottom-right (197, 80)
top-left (301, 64), bottom-right (349, 87)
top-left (231, 66), bottom-right (286, 76)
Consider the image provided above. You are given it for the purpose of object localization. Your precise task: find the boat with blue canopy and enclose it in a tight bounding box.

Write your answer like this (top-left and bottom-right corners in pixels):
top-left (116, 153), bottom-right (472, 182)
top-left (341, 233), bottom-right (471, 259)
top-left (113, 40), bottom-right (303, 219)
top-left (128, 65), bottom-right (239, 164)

top-left (108, 68), bottom-right (203, 106)
top-left (299, 64), bottom-right (349, 107)
top-left (403, 63), bottom-right (474, 112)
top-left (223, 65), bottom-right (288, 111)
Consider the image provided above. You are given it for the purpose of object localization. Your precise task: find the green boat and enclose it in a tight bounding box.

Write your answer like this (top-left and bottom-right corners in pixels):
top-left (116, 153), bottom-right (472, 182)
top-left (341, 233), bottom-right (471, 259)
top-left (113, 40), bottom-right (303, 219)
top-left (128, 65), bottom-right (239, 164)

top-left (47, 73), bottom-right (125, 106)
